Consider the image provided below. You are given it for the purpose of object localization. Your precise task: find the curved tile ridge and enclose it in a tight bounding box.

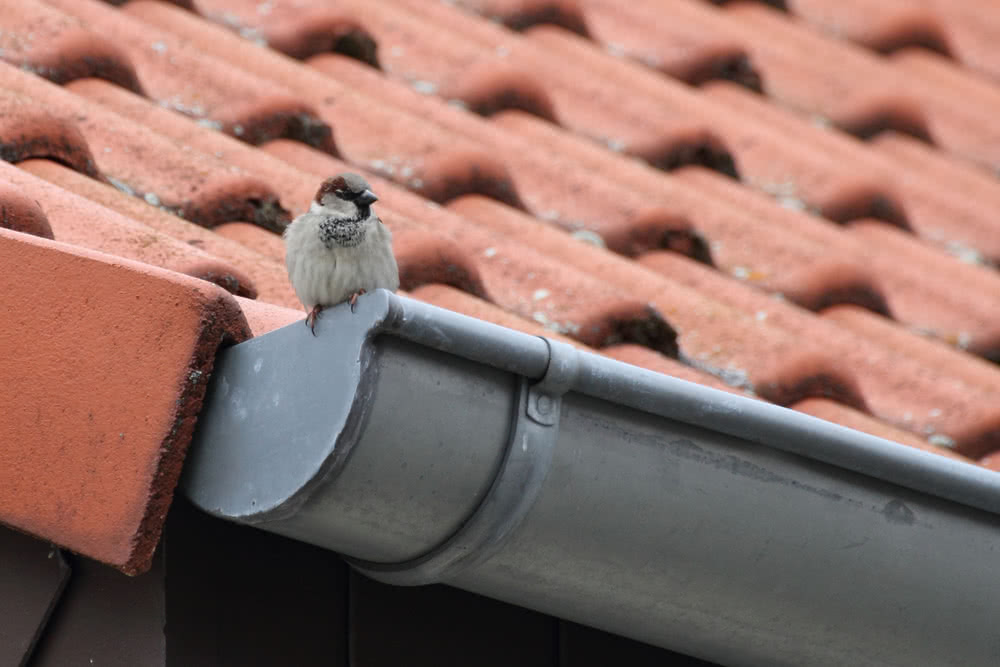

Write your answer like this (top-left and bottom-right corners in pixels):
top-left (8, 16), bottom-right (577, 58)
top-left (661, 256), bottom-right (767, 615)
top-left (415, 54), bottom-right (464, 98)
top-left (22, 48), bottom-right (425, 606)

top-left (550, 0), bottom-right (765, 90)
top-left (637, 249), bottom-right (1000, 454)
top-left (578, 0), bottom-right (920, 132)
top-left (130, 0), bottom-right (697, 247)
top-left (195, 0), bottom-right (380, 65)
top-left (45, 0), bottom-right (336, 153)
top-left (450, 0), bottom-right (592, 37)
top-left (1, 161), bottom-right (257, 298)
top-left (126, 1), bottom-right (529, 211)
top-left (491, 111), bottom-right (894, 310)
top-left (20, 159), bottom-right (299, 308)
top-left (516, 22), bottom-right (908, 210)
top-left (778, 259), bottom-right (890, 317)
top-left (295, 0), bottom-right (563, 123)
top-left (304, 55), bottom-right (710, 258)
top-left (0, 89), bottom-right (100, 178)
top-left (0, 65), bottom-right (290, 232)
top-left (791, 399), bottom-right (975, 464)
top-left (722, 4), bottom-right (1000, 171)
top-left (234, 296), bottom-right (302, 337)
top-left (701, 81), bottom-right (1000, 260)
top-left (677, 167), bottom-right (1000, 359)
top-left (391, 228), bottom-right (490, 299)
top-left (830, 96), bottom-right (934, 144)
top-left (0, 182), bottom-right (53, 239)
top-left (714, 0), bottom-right (788, 9)
top-left (782, 0), bottom-right (954, 59)
top-left (855, 8), bottom-right (953, 57)
top-left (821, 305), bottom-right (1000, 459)
top-left (446, 195), bottom-right (865, 406)
top-left (325, 1), bottom-right (744, 178)
top-left (0, 0), bottom-right (143, 93)
top-left (0, 226), bottom-right (250, 574)
top-left (438, 59), bottom-right (559, 122)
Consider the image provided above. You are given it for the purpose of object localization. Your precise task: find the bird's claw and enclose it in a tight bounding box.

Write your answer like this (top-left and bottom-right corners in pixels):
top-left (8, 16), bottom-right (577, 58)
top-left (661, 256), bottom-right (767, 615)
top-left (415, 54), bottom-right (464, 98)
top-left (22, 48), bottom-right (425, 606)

top-left (305, 305), bottom-right (323, 336)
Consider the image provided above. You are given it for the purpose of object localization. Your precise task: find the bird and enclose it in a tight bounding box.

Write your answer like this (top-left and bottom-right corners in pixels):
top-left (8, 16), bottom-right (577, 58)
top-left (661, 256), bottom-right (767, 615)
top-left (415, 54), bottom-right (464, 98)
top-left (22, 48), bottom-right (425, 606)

top-left (284, 173), bottom-right (399, 334)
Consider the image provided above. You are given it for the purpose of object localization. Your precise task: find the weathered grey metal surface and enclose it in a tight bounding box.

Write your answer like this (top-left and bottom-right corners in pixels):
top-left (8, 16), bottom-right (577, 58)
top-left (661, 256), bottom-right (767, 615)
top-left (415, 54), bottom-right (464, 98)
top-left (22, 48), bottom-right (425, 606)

top-left (185, 290), bottom-right (1000, 667)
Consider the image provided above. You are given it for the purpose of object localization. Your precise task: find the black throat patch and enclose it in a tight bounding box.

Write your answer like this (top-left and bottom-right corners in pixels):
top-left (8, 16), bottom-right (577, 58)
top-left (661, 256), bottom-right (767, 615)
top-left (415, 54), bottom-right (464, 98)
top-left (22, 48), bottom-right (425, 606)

top-left (317, 207), bottom-right (370, 249)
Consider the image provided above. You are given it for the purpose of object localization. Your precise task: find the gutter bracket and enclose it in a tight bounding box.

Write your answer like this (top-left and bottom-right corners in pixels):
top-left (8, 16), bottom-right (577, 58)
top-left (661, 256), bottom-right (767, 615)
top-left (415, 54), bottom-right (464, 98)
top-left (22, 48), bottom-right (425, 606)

top-left (350, 337), bottom-right (577, 586)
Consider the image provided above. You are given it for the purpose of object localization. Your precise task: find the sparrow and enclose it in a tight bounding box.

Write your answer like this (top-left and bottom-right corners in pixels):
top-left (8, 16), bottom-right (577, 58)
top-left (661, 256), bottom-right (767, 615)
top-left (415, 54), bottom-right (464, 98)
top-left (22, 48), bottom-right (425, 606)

top-left (284, 173), bottom-right (399, 334)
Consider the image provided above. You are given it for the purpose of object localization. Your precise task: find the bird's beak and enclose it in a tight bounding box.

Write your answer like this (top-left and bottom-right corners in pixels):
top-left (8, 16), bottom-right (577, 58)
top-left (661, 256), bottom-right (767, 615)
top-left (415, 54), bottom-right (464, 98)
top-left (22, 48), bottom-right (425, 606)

top-left (356, 189), bottom-right (378, 206)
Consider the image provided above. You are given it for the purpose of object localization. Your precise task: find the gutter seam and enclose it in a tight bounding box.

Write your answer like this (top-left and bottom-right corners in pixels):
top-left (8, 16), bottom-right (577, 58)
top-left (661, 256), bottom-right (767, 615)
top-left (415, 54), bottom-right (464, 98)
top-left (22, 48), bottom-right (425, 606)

top-left (350, 337), bottom-right (577, 584)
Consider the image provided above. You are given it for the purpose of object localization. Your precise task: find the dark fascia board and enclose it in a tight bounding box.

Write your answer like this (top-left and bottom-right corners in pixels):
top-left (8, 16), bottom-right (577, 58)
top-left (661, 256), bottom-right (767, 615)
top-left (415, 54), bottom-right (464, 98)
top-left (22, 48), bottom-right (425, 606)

top-left (183, 290), bottom-right (1000, 667)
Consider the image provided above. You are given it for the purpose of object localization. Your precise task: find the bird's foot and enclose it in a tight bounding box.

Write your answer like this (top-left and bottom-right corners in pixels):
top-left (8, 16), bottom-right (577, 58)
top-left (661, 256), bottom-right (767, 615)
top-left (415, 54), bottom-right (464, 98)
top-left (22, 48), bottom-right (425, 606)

top-left (305, 305), bottom-right (324, 336)
top-left (349, 289), bottom-right (367, 313)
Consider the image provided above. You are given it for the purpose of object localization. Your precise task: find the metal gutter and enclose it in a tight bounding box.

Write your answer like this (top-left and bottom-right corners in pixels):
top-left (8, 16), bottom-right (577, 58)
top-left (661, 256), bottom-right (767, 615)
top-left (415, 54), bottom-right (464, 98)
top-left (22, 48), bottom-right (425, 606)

top-left (184, 290), bottom-right (1000, 667)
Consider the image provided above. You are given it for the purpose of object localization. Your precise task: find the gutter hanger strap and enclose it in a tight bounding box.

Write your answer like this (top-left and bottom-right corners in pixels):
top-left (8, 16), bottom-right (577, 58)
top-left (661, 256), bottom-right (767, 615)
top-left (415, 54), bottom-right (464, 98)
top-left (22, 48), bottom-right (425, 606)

top-left (350, 338), bottom-right (578, 585)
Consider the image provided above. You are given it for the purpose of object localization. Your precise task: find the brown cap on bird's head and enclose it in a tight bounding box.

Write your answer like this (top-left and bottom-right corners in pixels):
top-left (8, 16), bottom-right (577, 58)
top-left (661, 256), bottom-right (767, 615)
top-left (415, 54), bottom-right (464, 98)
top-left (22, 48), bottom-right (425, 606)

top-left (315, 173), bottom-right (378, 206)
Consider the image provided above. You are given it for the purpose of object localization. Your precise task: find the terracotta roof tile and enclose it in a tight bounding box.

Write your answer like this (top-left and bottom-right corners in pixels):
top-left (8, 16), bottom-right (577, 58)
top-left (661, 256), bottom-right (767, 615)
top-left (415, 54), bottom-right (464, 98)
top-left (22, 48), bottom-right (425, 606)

top-left (0, 181), bottom-right (53, 239)
top-left (0, 227), bottom-right (249, 574)
top-left (1, 160), bottom-right (256, 297)
top-left (0, 62), bottom-right (289, 231)
top-left (1, 0), bottom-right (998, 575)
top-left (0, 0), bottom-right (143, 91)
top-left (128, 1), bottom-right (527, 209)
top-left (538, 0), bottom-right (765, 88)
top-left (447, 195), bottom-right (865, 408)
top-left (675, 168), bottom-right (1000, 358)
top-left (453, 0), bottom-right (591, 36)
top-left (19, 159), bottom-right (297, 308)
top-left (721, 3), bottom-right (1000, 167)
top-left (41, 0), bottom-right (336, 151)
top-left (785, 0), bottom-right (1000, 80)
top-left (0, 90), bottom-right (100, 177)
top-left (701, 81), bottom-right (1000, 259)
top-left (638, 250), bottom-right (1000, 456)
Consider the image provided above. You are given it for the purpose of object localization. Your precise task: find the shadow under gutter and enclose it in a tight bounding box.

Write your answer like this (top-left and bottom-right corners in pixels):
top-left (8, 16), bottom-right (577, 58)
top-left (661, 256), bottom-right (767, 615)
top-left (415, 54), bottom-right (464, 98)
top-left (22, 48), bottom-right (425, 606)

top-left (183, 290), bottom-right (1000, 667)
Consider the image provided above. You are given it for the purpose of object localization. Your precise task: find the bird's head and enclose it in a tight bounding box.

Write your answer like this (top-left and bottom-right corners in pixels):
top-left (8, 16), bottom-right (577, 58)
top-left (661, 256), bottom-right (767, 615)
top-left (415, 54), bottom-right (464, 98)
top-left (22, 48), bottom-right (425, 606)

top-left (314, 173), bottom-right (379, 219)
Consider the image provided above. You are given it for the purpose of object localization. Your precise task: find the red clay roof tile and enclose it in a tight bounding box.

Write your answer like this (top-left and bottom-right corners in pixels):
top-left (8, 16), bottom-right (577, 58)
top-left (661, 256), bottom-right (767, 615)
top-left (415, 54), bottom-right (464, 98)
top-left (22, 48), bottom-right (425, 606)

top-left (638, 250), bottom-right (1000, 455)
top-left (0, 181), bottom-right (53, 239)
top-left (0, 0), bottom-right (143, 92)
top-left (722, 3), bottom-right (1000, 168)
top-left (702, 81), bottom-right (1000, 259)
top-left (44, 0), bottom-right (336, 152)
top-left (447, 195), bottom-right (865, 407)
top-left (674, 167), bottom-right (1000, 358)
top-left (785, 0), bottom-right (1000, 80)
top-left (0, 226), bottom-right (249, 574)
top-left (454, 0), bottom-right (591, 36)
top-left (0, 62), bottom-right (289, 231)
top-left (1, 160), bottom-right (256, 297)
top-left (190, 0), bottom-right (378, 63)
top-left (19, 159), bottom-right (297, 308)
top-left (0, 89), bottom-right (99, 177)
